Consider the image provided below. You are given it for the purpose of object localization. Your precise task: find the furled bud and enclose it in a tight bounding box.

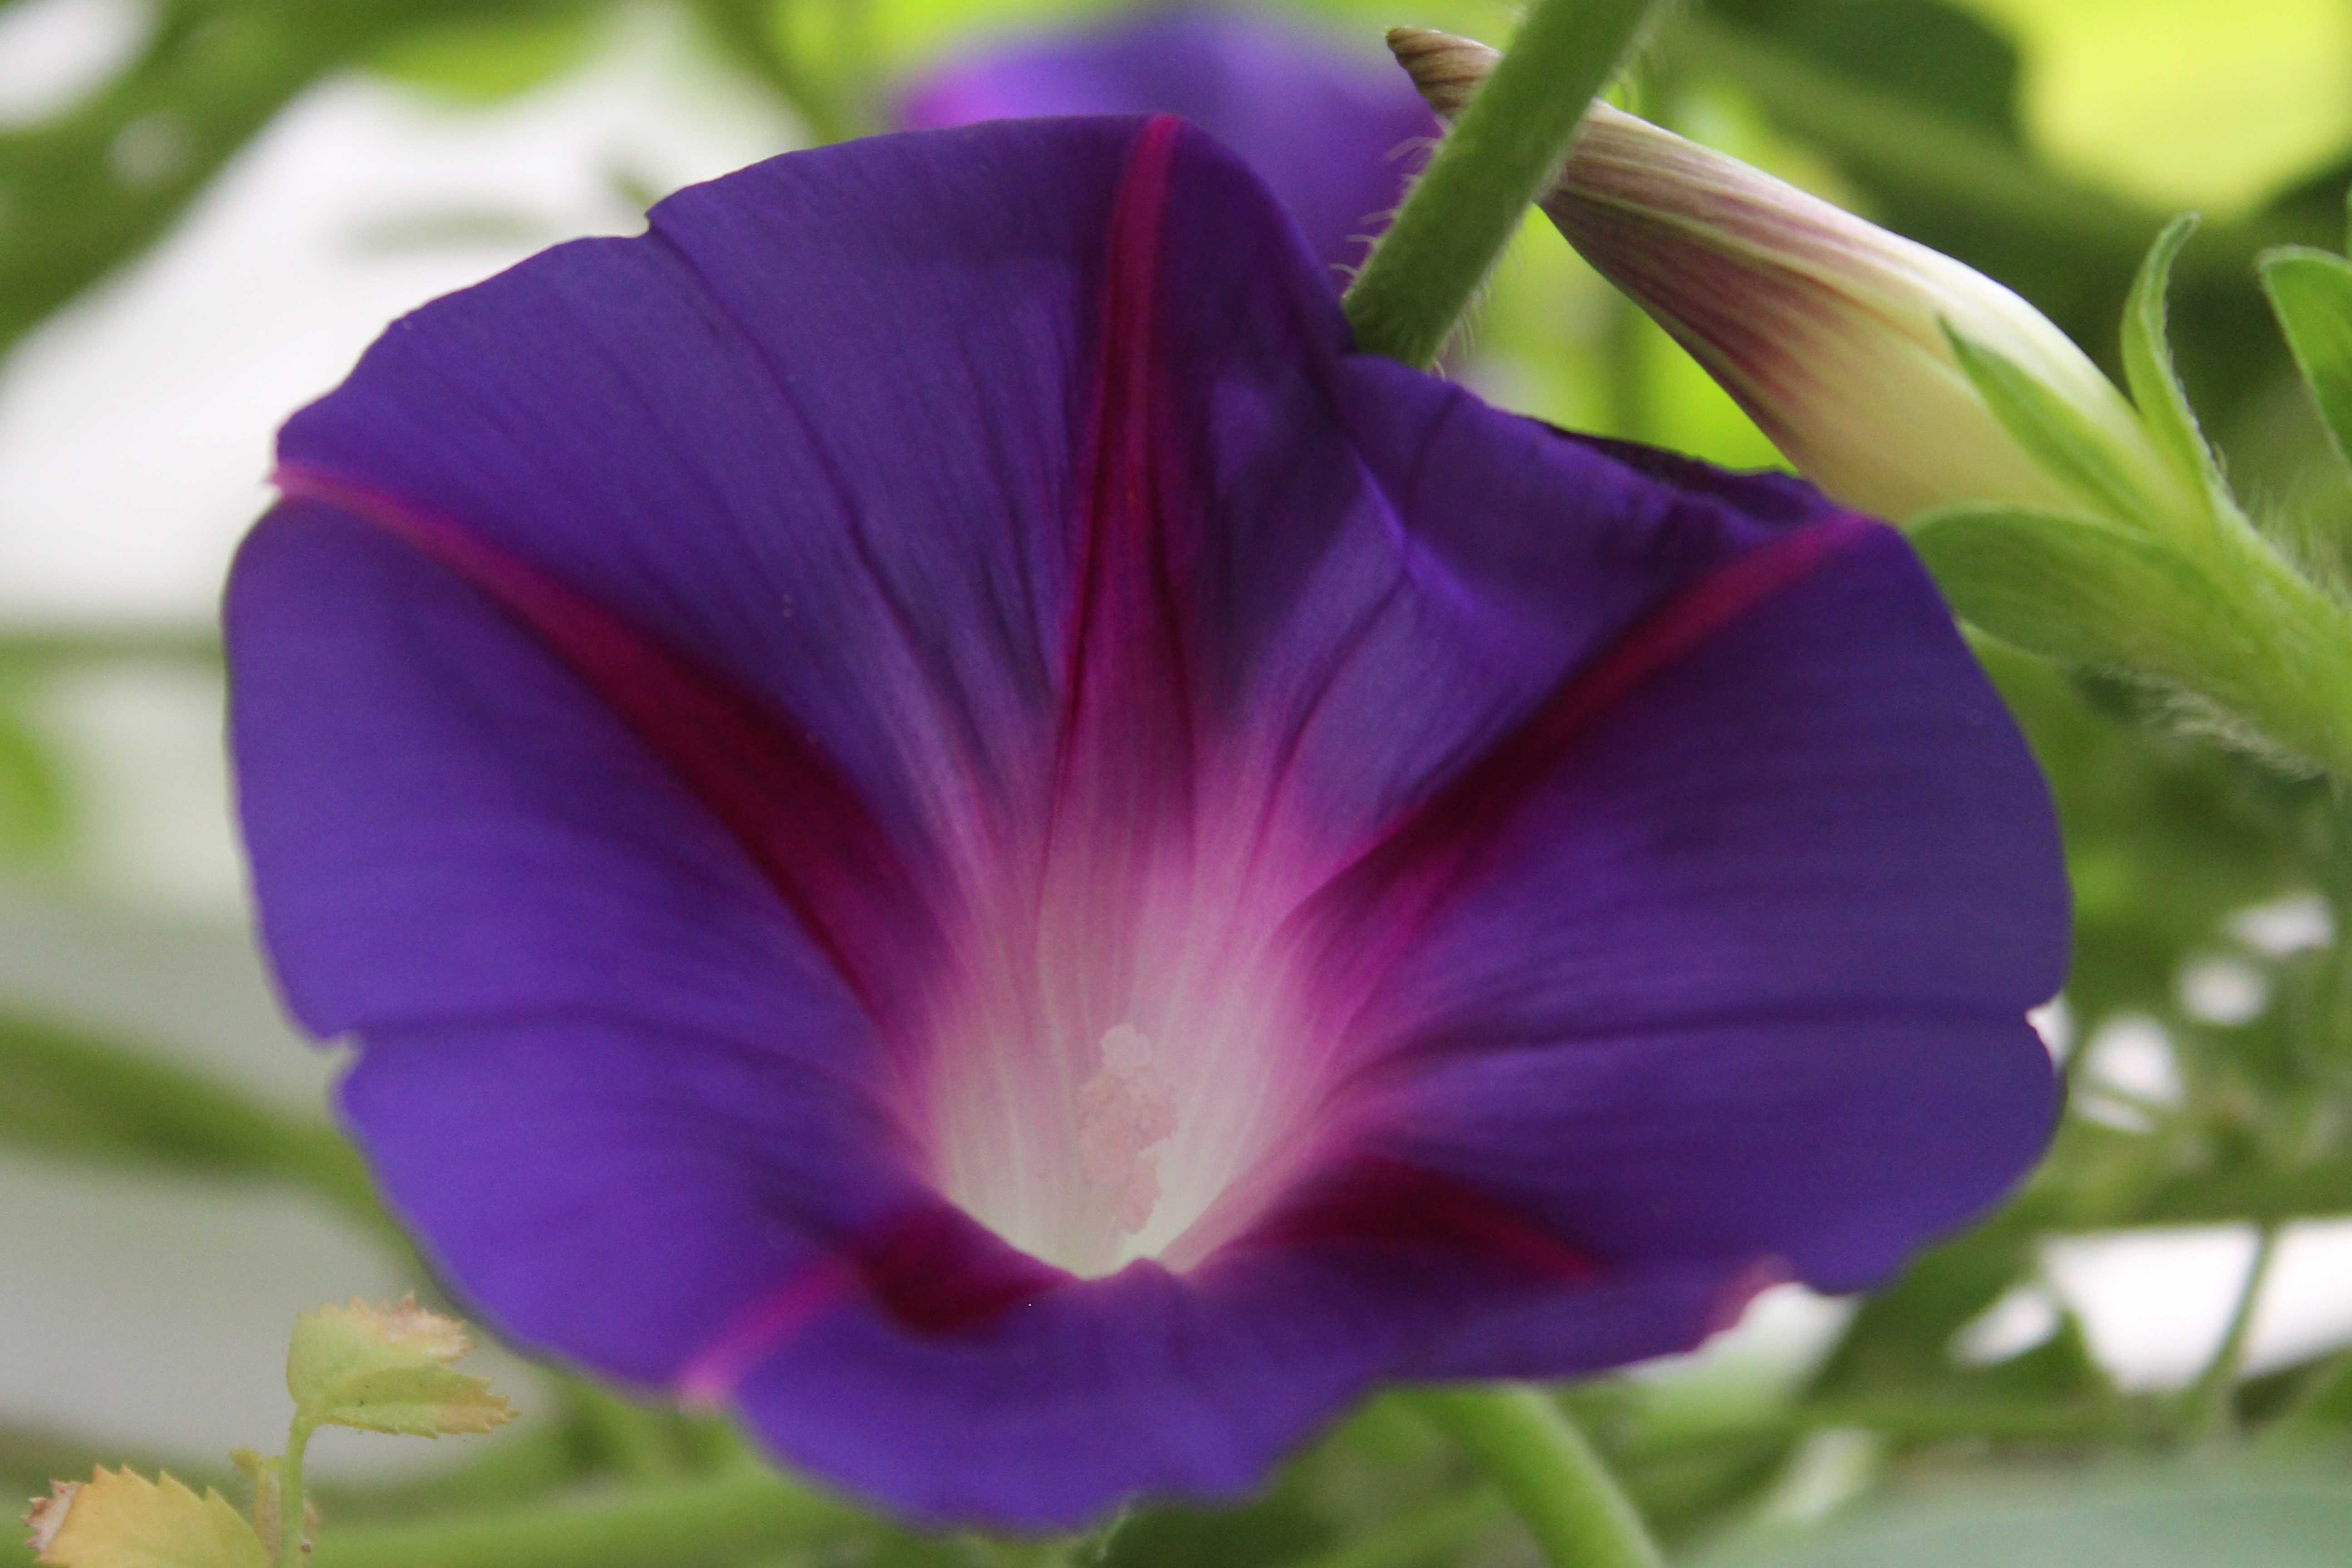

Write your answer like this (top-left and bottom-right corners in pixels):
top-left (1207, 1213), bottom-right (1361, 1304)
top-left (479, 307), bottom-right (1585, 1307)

top-left (1386, 27), bottom-right (2190, 526)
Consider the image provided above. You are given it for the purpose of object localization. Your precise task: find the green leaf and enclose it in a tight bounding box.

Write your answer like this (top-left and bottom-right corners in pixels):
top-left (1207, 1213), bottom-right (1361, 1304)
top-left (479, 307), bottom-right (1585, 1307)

top-left (2122, 215), bottom-right (2227, 505)
top-left (2284, 1354), bottom-right (2352, 1431)
top-left (22, 1470), bottom-right (268, 1568)
top-left (1942, 329), bottom-right (2177, 526)
top-left (2260, 245), bottom-right (2352, 474)
top-left (366, 12), bottom-right (606, 105)
top-left (1692, 1466), bottom-right (2352, 1567)
top-left (1705, 0), bottom-right (2022, 143)
top-left (0, 694), bottom-right (67, 862)
top-left (0, 1013), bottom-right (376, 1225)
top-left (286, 1299), bottom-right (514, 1439)
top-left (1972, 1309), bottom-right (2113, 1406)
top-left (1809, 1228), bottom-right (2033, 1399)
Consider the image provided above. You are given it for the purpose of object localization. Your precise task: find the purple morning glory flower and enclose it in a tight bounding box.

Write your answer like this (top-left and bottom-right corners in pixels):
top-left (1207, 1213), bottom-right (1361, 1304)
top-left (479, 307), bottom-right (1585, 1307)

top-left (895, 8), bottom-right (1435, 284)
top-left (226, 116), bottom-right (2066, 1529)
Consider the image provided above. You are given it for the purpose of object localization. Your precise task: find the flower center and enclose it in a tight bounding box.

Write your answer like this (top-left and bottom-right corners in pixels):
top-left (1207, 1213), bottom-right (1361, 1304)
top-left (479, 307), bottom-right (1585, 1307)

top-left (918, 937), bottom-right (1327, 1280)
top-left (1075, 1024), bottom-right (1178, 1235)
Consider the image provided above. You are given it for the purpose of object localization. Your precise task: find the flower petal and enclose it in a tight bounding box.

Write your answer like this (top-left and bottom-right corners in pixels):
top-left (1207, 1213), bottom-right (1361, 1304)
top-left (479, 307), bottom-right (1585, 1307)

top-left (1301, 518), bottom-right (2065, 1291)
top-left (717, 1176), bottom-right (1756, 1527)
top-left (896, 9), bottom-right (1435, 283)
top-left (338, 1016), bottom-right (982, 1386)
top-left (271, 122), bottom-right (1148, 903)
top-left (732, 1251), bottom-right (1384, 1528)
top-left (227, 500), bottom-right (883, 1058)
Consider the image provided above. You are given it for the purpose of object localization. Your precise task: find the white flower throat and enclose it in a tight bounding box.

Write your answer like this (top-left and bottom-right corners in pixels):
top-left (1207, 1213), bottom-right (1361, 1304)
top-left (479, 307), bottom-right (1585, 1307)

top-left (1075, 1024), bottom-right (1178, 1234)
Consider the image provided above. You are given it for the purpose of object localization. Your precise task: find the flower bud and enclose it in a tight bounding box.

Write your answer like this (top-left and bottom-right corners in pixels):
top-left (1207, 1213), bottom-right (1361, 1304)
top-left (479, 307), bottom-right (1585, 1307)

top-left (1386, 27), bottom-right (2190, 526)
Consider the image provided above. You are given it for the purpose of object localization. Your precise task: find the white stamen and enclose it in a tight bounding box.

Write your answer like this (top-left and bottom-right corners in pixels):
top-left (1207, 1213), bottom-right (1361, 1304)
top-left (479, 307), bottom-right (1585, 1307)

top-left (1076, 1024), bottom-right (1177, 1234)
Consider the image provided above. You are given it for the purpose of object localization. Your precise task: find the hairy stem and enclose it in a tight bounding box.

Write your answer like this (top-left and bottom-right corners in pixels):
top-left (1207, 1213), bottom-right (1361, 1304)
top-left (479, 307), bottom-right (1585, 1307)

top-left (1287, 1490), bottom-right (1505, 1568)
top-left (278, 1420), bottom-right (314, 1568)
top-left (1343, 0), bottom-right (1662, 367)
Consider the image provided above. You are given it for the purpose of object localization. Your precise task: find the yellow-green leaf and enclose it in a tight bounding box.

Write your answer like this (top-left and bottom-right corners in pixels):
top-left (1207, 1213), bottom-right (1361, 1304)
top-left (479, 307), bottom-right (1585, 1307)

top-left (285, 1297), bottom-right (515, 1438)
top-left (23, 1469), bottom-right (269, 1568)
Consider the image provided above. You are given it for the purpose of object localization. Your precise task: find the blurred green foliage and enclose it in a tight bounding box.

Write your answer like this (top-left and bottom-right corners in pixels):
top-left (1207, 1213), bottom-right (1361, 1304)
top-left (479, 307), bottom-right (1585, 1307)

top-left (1693, 1462), bottom-right (2352, 1568)
top-left (7, 0), bottom-right (2352, 1563)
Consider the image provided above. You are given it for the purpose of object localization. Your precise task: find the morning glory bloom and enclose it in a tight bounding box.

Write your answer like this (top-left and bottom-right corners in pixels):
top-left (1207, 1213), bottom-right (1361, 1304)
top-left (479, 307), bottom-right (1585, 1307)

top-left (226, 117), bottom-right (2066, 1528)
top-left (896, 8), bottom-right (1435, 284)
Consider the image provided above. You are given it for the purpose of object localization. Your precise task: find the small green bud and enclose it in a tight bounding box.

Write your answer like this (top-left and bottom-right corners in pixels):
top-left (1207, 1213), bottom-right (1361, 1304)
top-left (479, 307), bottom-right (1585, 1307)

top-left (285, 1296), bottom-right (514, 1439)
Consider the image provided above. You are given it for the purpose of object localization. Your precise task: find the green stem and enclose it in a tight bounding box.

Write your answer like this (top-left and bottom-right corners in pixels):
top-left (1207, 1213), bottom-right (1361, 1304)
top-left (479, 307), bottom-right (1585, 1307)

top-left (308, 1470), bottom-right (867, 1568)
top-left (0, 1011), bottom-right (390, 1240)
top-left (279, 1420), bottom-right (315, 1568)
top-left (2182, 1225), bottom-right (2280, 1437)
top-left (1284, 1491), bottom-right (1505, 1568)
top-left (1343, 0), bottom-right (1662, 368)
top-left (0, 624), bottom-right (220, 669)
top-left (1404, 1387), bottom-right (1663, 1568)
top-left (561, 1382), bottom-right (692, 1480)
top-left (312, 1426), bottom-right (587, 1522)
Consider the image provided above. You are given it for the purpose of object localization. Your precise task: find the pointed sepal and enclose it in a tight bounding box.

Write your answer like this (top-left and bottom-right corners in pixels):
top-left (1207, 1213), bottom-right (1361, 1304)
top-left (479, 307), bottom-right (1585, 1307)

top-left (1911, 502), bottom-right (2352, 774)
top-left (2121, 215), bottom-right (2232, 510)
top-left (2260, 244), bottom-right (2352, 474)
top-left (1942, 325), bottom-right (2193, 528)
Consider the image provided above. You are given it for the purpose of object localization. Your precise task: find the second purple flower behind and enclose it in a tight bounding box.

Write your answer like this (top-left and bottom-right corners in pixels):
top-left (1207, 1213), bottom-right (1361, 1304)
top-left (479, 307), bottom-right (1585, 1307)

top-left (897, 8), bottom-right (1437, 284)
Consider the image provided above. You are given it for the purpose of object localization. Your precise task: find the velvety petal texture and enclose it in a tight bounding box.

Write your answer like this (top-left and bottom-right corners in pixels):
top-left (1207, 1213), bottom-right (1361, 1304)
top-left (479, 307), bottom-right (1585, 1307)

top-left (896, 8), bottom-right (1435, 284)
top-left (227, 115), bottom-right (2067, 1529)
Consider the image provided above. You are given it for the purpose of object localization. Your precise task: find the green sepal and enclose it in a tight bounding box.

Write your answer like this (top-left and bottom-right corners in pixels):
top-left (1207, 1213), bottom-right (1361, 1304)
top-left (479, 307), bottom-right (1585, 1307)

top-left (1911, 503), bottom-right (2352, 775)
top-left (286, 1299), bottom-right (514, 1439)
top-left (2121, 215), bottom-right (2227, 507)
top-left (1942, 328), bottom-right (2176, 527)
top-left (1911, 505), bottom-right (2234, 671)
top-left (2259, 245), bottom-right (2352, 475)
